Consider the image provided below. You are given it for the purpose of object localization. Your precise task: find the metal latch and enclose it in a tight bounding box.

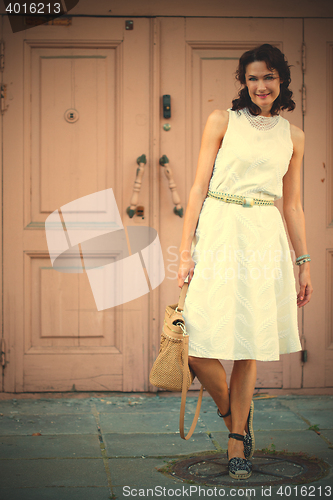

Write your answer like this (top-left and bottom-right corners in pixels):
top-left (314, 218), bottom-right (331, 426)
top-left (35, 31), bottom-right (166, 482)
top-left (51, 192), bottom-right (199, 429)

top-left (0, 84), bottom-right (8, 114)
top-left (1, 338), bottom-right (6, 367)
top-left (163, 95), bottom-right (171, 119)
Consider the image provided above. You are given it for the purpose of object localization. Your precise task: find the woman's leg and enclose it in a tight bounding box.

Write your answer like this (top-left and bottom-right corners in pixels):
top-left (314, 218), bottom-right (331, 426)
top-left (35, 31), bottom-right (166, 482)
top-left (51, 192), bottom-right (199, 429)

top-left (228, 359), bottom-right (257, 460)
top-left (188, 356), bottom-right (232, 432)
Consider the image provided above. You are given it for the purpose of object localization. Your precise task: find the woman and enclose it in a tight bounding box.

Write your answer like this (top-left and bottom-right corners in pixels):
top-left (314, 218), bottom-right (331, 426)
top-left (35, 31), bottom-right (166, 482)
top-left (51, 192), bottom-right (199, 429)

top-left (177, 44), bottom-right (313, 480)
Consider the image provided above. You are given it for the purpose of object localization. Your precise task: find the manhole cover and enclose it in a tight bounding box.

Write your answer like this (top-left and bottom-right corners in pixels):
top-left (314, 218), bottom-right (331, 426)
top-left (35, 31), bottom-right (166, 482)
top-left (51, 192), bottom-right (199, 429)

top-left (160, 452), bottom-right (330, 487)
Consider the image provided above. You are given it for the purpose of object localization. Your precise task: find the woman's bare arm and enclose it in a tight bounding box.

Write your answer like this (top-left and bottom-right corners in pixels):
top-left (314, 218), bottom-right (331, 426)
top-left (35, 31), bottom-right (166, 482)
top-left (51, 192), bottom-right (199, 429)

top-left (178, 109), bottom-right (229, 286)
top-left (179, 109), bottom-right (229, 255)
top-left (282, 124), bottom-right (313, 307)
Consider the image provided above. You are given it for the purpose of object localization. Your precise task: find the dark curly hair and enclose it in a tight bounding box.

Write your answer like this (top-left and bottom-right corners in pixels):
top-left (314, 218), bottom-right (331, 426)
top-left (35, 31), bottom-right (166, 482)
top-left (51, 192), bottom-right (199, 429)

top-left (231, 43), bottom-right (295, 116)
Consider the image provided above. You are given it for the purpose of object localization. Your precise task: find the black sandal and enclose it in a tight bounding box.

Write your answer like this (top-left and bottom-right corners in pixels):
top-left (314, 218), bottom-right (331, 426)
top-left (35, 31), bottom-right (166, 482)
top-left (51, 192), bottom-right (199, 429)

top-left (217, 407), bottom-right (231, 418)
top-left (218, 400), bottom-right (255, 460)
top-left (227, 433), bottom-right (252, 480)
top-left (244, 400), bottom-right (255, 460)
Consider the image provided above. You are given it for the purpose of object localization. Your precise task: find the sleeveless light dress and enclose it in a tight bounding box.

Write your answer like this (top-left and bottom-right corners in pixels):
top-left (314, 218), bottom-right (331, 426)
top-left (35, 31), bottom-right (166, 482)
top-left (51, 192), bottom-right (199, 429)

top-left (182, 107), bottom-right (302, 361)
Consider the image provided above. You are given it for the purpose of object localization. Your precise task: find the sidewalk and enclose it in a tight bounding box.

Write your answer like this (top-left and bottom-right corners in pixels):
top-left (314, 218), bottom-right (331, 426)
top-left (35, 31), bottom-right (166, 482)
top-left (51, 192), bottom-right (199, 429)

top-left (0, 391), bottom-right (332, 499)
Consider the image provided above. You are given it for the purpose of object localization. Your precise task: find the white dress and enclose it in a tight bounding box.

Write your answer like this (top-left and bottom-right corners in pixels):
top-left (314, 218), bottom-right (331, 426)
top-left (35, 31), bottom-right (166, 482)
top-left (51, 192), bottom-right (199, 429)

top-left (182, 107), bottom-right (302, 361)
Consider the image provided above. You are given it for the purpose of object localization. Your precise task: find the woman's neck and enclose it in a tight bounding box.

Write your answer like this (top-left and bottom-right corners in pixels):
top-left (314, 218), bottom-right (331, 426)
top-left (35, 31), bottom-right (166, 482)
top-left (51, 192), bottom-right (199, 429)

top-left (256, 103), bottom-right (273, 117)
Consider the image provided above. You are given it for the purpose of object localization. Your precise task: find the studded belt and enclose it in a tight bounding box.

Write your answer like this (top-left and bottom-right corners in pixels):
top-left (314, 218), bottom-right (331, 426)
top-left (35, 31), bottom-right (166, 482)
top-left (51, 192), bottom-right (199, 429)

top-left (206, 190), bottom-right (274, 207)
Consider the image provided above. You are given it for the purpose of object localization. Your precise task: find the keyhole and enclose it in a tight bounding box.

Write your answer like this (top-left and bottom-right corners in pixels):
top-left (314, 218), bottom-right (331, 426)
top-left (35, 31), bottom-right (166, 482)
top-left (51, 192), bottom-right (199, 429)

top-left (64, 108), bottom-right (79, 123)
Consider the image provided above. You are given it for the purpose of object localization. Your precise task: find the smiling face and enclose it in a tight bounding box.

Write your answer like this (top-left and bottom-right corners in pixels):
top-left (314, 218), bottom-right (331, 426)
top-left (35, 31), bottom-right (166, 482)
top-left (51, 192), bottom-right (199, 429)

top-left (245, 60), bottom-right (282, 116)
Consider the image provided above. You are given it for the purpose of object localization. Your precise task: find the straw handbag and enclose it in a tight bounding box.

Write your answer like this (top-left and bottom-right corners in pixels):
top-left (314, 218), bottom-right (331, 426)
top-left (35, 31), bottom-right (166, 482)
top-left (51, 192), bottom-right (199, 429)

top-left (149, 278), bottom-right (203, 440)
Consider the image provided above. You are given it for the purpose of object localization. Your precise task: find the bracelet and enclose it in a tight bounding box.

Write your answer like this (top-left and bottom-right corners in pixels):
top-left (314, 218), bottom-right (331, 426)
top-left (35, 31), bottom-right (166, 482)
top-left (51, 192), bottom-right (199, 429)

top-left (296, 254), bottom-right (310, 262)
top-left (296, 257), bottom-right (311, 266)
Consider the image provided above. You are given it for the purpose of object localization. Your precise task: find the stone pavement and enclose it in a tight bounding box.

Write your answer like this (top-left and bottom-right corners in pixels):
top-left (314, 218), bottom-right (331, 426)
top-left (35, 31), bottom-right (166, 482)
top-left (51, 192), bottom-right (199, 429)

top-left (0, 391), bottom-right (332, 500)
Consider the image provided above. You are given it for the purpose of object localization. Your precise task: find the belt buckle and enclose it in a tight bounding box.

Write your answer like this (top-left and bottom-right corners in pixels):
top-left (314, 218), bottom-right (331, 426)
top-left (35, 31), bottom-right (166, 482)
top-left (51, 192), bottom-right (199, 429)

top-left (243, 196), bottom-right (254, 207)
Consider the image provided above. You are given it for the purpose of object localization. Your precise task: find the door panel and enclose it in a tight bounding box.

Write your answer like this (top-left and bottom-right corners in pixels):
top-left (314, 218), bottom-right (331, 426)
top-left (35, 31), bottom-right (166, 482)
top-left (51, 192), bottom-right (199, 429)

top-left (4, 17), bottom-right (151, 392)
top-left (304, 19), bottom-right (333, 388)
top-left (29, 45), bottom-right (117, 216)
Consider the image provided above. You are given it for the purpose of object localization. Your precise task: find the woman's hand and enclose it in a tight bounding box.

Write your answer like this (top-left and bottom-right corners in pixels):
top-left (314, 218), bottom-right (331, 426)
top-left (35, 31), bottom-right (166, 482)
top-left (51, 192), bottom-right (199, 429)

top-left (178, 250), bottom-right (195, 288)
top-left (297, 267), bottom-right (313, 307)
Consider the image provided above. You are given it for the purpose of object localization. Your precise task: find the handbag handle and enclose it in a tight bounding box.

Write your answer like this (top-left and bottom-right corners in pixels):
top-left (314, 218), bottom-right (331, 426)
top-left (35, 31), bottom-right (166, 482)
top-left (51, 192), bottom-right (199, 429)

top-left (178, 279), bottom-right (204, 440)
top-left (180, 334), bottom-right (204, 439)
top-left (176, 278), bottom-right (188, 312)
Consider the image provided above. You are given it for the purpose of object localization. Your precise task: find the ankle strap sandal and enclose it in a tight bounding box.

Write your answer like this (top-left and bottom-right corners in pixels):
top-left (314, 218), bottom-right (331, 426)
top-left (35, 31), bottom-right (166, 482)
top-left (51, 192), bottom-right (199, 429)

top-left (217, 407), bottom-right (231, 418)
top-left (228, 432), bottom-right (244, 441)
top-left (228, 456), bottom-right (252, 479)
top-left (227, 433), bottom-right (252, 480)
top-left (244, 400), bottom-right (255, 460)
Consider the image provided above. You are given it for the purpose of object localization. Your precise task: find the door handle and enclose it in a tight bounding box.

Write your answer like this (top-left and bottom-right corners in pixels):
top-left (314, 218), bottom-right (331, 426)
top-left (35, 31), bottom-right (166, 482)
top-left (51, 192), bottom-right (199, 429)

top-left (159, 155), bottom-right (183, 217)
top-left (127, 154), bottom-right (146, 219)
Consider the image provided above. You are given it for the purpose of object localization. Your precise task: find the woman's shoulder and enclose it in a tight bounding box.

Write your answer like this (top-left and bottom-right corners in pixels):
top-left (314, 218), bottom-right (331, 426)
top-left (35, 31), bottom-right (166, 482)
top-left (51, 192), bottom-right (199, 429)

top-left (289, 123), bottom-right (305, 139)
top-left (208, 109), bottom-right (229, 123)
top-left (289, 123), bottom-right (305, 150)
top-left (206, 109), bottom-right (230, 137)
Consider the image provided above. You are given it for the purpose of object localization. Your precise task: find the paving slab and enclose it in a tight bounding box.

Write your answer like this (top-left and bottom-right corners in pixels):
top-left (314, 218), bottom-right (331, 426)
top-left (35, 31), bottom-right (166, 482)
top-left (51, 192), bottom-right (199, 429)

top-left (0, 413), bottom-right (97, 435)
top-left (320, 429), bottom-right (333, 445)
top-left (0, 458), bottom-right (108, 488)
top-left (0, 398), bottom-right (93, 414)
top-left (0, 487), bottom-right (111, 500)
top-left (108, 457), bottom-right (185, 487)
top-left (199, 407), bottom-right (308, 432)
top-left (193, 411), bottom-right (229, 433)
top-left (250, 398), bottom-right (293, 411)
top-left (253, 411), bottom-right (309, 431)
top-left (95, 397), bottom-right (206, 418)
top-left (297, 410), bottom-right (333, 429)
top-left (258, 429), bottom-right (333, 456)
top-left (280, 395), bottom-right (333, 411)
top-left (94, 396), bottom-right (182, 413)
top-left (0, 435), bottom-right (102, 459)
top-left (103, 432), bottom-right (215, 457)
top-left (99, 410), bottom-right (206, 434)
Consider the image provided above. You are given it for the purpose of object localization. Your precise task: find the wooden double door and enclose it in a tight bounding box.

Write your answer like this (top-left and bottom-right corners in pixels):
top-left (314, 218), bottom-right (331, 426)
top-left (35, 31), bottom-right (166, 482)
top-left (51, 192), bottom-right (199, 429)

top-left (1, 15), bottom-right (332, 392)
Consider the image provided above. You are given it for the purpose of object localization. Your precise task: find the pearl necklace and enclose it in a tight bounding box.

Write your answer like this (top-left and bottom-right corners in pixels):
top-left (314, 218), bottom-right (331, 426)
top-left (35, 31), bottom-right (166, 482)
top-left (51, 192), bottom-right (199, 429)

top-left (242, 107), bottom-right (280, 131)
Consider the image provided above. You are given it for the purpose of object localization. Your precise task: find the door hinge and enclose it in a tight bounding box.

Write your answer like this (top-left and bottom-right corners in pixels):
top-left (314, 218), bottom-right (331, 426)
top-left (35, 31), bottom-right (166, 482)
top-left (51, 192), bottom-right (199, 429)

top-left (0, 83), bottom-right (8, 114)
top-left (0, 40), bottom-right (4, 72)
top-left (301, 42), bottom-right (306, 73)
top-left (302, 85), bottom-right (306, 115)
top-left (1, 338), bottom-right (6, 368)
